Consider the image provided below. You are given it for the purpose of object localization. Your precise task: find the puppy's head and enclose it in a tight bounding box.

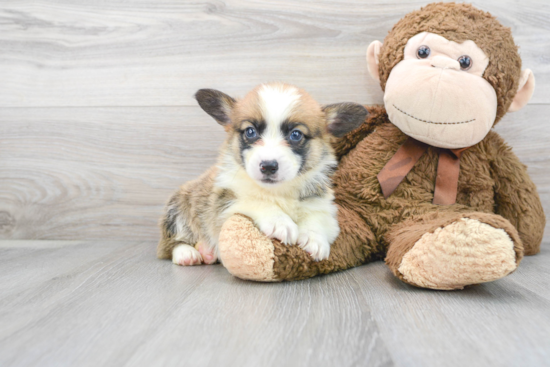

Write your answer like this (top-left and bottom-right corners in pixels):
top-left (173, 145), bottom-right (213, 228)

top-left (195, 83), bottom-right (367, 186)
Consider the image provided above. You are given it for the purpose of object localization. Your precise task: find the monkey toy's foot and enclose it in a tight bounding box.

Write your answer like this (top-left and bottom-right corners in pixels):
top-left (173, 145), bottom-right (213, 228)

top-left (385, 212), bottom-right (524, 290)
top-left (218, 215), bottom-right (279, 281)
top-left (218, 209), bottom-right (377, 282)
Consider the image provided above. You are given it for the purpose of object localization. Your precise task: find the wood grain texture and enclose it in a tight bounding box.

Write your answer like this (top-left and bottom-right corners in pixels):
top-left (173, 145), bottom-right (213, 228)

top-left (0, 239), bottom-right (548, 367)
top-left (0, 0), bottom-right (548, 107)
top-left (1, 2), bottom-right (548, 366)
top-left (0, 106), bottom-right (224, 240)
top-left (0, 240), bottom-right (392, 367)
top-left (1, 105), bottom-right (548, 241)
top-left (350, 247), bottom-right (550, 367)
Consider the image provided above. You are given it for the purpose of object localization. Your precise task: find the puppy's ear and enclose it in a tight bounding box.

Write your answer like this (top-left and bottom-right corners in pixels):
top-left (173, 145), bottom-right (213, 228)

top-left (323, 103), bottom-right (368, 137)
top-left (195, 89), bottom-right (236, 126)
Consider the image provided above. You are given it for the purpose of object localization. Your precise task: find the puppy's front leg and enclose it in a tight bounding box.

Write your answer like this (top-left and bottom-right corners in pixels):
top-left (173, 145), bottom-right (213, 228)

top-left (228, 202), bottom-right (299, 245)
top-left (297, 201), bottom-right (340, 261)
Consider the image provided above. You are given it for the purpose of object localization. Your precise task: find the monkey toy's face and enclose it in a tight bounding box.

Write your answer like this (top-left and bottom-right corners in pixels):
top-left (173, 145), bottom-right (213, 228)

top-left (367, 31), bottom-right (535, 149)
top-left (384, 32), bottom-right (495, 149)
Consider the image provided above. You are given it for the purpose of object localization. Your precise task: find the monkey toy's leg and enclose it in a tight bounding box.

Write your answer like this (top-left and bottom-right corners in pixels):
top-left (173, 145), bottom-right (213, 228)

top-left (218, 205), bottom-right (382, 282)
top-left (384, 211), bottom-right (524, 290)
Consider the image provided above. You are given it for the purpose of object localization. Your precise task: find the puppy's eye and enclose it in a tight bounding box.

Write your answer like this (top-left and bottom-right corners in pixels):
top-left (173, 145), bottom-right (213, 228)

top-left (289, 129), bottom-right (303, 142)
top-left (458, 55), bottom-right (472, 70)
top-left (417, 45), bottom-right (430, 59)
top-left (244, 127), bottom-right (257, 139)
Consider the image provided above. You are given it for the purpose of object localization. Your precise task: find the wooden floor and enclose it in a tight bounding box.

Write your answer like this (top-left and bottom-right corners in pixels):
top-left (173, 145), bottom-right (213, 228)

top-left (1, 1), bottom-right (549, 366)
top-left (1, 240), bottom-right (549, 367)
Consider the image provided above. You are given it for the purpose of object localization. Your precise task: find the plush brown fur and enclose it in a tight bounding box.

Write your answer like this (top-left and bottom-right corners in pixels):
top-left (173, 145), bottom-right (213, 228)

top-left (384, 211), bottom-right (524, 284)
top-left (300, 108), bottom-right (541, 276)
top-left (217, 3), bottom-right (546, 289)
top-left (220, 106), bottom-right (545, 287)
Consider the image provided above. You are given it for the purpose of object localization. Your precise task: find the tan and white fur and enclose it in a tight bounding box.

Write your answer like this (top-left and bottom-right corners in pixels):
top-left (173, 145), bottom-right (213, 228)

top-left (157, 83), bottom-right (367, 266)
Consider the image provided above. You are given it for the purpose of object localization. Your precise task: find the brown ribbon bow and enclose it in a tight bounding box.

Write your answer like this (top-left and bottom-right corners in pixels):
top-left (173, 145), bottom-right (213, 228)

top-left (377, 137), bottom-right (468, 205)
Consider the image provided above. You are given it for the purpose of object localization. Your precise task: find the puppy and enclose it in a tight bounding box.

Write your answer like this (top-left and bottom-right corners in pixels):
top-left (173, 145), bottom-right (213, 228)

top-left (157, 83), bottom-right (367, 265)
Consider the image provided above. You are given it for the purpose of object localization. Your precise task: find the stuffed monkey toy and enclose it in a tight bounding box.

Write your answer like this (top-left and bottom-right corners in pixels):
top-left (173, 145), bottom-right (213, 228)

top-left (217, 2), bottom-right (545, 290)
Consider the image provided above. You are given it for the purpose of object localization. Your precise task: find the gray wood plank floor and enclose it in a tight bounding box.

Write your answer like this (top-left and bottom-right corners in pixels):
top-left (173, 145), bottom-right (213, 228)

top-left (1, 1), bottom-right (549, 366)
top-left (1, 240), bottom-right (548, 367)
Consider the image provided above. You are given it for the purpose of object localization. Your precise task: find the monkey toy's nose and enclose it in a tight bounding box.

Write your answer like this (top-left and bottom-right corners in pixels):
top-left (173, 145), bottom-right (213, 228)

top-left (431, 55), bottom-right (460, 71)
top-left (260, 160), bottom-right (279, 175)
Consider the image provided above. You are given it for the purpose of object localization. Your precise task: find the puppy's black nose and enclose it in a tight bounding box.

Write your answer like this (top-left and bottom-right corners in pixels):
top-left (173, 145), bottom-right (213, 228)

top-left (260, 160), bottom-right (278, 175)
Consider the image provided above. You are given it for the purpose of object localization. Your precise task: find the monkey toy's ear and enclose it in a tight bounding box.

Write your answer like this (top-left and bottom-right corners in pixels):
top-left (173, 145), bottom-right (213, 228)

top-left (366, 41), bottom-right (383, 82)
top-left (508, 69), bottom-right (536, 112)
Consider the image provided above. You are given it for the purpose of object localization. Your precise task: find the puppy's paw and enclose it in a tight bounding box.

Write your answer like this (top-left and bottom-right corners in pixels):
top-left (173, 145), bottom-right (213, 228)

top-left (172, 244), bottom-right (203, 266)
top-left (195, 241), bottom-right (218, 265)
top-left (257, 215), bottom-right (299, 245)
top-left (297, 231), bottom-right (331, 261)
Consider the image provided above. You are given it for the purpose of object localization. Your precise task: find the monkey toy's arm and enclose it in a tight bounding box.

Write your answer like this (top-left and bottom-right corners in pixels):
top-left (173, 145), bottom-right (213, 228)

top-left (490, 135), bottom-right (546, 255)
top-left (331, 105), bottom-right (388, 160)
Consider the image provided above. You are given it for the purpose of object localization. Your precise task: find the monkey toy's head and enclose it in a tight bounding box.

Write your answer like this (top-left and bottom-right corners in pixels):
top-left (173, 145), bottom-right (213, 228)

top-left (367, 2), bottom-right (535, 149)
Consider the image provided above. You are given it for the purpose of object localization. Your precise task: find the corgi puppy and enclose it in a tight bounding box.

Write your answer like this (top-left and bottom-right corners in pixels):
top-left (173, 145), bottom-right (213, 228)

top-left (157, 83), bottom-right (367, 265)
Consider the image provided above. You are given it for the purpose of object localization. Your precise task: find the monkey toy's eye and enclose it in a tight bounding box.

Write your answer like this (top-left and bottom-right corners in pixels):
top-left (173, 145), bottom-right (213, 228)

top-left (244, 126), bottom-right (257, 139)
top-left (458, 55), bottom-right (473, 70)
top-left (417, 45), bottom-right (431, 59)
top-left (289, 129), bottom-right (303, 142)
